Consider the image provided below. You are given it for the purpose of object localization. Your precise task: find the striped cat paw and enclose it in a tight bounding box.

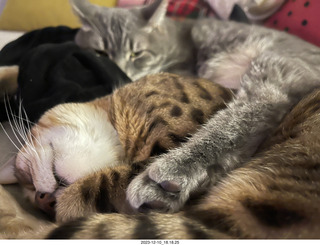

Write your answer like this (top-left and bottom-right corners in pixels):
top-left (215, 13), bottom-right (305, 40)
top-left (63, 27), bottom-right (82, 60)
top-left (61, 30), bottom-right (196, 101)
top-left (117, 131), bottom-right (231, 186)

top-left (55, 165), bottom-right (135, 223)
top-left (127, 153), bottom-right (208, 213)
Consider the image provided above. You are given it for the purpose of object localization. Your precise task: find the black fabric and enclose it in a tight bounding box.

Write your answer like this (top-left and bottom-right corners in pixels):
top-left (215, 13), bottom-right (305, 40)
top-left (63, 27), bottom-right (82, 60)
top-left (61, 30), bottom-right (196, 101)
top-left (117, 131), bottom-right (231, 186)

top-left (0, 26), bottom-right (131, 123)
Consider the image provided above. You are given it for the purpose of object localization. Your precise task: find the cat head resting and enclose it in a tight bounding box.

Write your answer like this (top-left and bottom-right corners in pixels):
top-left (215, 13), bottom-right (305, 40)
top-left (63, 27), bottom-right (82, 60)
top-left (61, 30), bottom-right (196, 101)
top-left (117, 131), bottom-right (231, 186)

top-left (0, 102), bottom-right (124, 216)
top-left (70, 0), bottom-right (195, 80)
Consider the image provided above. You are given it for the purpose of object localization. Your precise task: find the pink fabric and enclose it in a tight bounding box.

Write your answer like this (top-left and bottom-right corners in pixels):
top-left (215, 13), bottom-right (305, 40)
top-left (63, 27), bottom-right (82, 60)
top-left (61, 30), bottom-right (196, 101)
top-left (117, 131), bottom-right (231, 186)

top-left (117, 0), bottom-right (215, 18)
top-left (117, 0), bottom-right (152, 8)
top-left (265, 0), bottom-right (320, 47)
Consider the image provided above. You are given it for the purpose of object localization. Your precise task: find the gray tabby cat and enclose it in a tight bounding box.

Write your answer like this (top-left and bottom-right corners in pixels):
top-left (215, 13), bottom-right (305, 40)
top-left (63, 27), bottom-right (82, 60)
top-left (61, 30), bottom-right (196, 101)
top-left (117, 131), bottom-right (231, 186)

top-left (71, 0), bottom-right (320, 213)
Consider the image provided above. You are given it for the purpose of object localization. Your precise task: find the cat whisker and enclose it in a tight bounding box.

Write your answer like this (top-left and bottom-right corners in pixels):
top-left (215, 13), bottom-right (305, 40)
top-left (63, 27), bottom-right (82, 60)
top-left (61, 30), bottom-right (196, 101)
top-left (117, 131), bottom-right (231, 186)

top-left (0, 122), bottom-right (29, 160)
top-left (17, 99), bottom-right (40, 160)
top-left (159, 59), bottom-right (183, 71)
top-left (3, 95), bottom-right (25, 148)
top-left (18, 99), bottom-right (44, 156)
top-left (3, 96), bottom-right (38, 163)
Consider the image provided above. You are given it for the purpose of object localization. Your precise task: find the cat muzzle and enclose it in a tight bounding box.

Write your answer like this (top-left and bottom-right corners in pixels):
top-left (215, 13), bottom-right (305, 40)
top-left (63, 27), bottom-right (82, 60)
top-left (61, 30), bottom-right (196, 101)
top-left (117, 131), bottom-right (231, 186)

top-left (35, 191), bottom-right (56, 218)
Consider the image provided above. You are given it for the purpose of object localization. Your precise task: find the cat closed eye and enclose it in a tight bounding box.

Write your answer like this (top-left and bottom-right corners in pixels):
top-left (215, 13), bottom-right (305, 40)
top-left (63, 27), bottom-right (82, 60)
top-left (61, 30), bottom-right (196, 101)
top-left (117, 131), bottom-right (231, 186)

top-left (53, 171), bottom-right (69, 188)
top-left (24, 183), bottom-right (36, 191)
top-left (130, 51), bottom-right (144, 59)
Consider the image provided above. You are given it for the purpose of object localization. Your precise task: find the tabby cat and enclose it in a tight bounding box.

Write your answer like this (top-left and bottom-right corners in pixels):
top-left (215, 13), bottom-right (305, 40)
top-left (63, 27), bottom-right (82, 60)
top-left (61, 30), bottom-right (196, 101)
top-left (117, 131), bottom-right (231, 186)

top-left (70, 0), bottom-right (320, 214)
top-left (0, 72), bottom-right (232, 220)
top-left (1, 0), bottom-right (320, 239)
top-left (1, 86), bottom-right (320, 238)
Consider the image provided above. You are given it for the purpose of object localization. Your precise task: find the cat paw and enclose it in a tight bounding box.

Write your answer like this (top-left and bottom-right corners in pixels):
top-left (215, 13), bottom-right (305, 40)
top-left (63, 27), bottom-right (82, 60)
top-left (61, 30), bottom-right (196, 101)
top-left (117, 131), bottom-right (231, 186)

top-left (55, 165), bottom-right (134, 223)
top-left (127, 152), bottom-right (208, 213)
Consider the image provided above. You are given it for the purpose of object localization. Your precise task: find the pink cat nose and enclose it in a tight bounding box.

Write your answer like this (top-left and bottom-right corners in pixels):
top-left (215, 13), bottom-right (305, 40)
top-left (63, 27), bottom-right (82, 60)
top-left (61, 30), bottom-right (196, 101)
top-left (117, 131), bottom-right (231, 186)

top-left (35, 191), bottom-right (56, 218)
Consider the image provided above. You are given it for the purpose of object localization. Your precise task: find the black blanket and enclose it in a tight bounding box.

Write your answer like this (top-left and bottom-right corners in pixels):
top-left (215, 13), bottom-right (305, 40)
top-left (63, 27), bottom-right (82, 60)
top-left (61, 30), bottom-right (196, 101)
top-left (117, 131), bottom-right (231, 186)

top-left (0, 26), bottom-right (131, 123)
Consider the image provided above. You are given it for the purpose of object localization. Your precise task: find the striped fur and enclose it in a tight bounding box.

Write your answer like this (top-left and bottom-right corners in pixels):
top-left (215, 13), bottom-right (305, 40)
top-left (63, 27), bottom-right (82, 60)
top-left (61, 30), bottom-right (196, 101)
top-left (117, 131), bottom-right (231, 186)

top-left (1, 81), bottom-right (320, 239)
top-left (54, 73), bottom-right (233, 222)
top-left (5, 72), bottom-right (232, 222)
top-left (47, 88), bottom-right (320, 239)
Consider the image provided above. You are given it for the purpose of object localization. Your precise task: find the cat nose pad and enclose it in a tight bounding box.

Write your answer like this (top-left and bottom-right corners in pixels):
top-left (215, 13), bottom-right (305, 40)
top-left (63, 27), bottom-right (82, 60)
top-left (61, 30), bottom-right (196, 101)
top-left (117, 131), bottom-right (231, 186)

top-left (35, 191), bottom-right (56, 218)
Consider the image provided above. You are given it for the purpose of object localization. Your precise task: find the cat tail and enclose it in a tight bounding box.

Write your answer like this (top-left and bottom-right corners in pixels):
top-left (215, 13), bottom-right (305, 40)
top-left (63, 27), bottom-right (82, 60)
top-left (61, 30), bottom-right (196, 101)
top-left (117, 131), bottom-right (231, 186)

top-left (46, 210), bottom-right (228, 239)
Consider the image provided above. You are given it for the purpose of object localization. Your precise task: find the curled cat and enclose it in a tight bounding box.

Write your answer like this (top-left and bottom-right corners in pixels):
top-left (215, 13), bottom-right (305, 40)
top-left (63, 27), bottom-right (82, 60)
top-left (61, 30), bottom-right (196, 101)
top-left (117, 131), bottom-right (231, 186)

top-left (0, 72), bottom-right (232, 220)
top-left (70, 0), bottom-right (320, 213)
top-left (2, 86), bottom-right (320, 239)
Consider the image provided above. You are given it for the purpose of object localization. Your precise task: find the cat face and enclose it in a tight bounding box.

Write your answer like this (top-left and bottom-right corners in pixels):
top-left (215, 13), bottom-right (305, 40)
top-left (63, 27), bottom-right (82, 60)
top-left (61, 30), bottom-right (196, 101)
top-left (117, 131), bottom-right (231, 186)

top-left (70, 0), bottom-right (181, 81)
top-left (9, 102), bottom-right (124, 214)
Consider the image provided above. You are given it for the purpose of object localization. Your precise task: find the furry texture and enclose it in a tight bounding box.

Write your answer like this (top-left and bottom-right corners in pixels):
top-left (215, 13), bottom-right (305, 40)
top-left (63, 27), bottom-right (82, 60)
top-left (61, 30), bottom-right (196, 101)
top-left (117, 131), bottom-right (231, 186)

top-left (0, 72), bottom-right (231, 221)
top-left (2, 87), bottom-right (320, 238)
top-left (71, 0), bottom-right (320, 213)
top-left (1, 0), bottom-right (320, 239)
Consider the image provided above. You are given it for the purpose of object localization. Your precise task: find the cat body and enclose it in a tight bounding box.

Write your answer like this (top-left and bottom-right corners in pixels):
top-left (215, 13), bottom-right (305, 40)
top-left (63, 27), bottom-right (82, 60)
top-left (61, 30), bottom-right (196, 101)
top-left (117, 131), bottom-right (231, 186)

top-left (1, 72), bottom-right (231, 218)
top-left (69, 0), bottom-right (320, 213)
top-left (1, 0), bottom-right (320, 239)
top-left (2, 86), bottom-right (320, 238)
top-left (49, 86), bottom-right (320, 238)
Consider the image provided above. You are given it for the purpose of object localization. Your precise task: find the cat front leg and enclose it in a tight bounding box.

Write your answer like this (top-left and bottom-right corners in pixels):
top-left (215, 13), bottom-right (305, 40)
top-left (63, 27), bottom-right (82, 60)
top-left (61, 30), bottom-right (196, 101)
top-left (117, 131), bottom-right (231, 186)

top-left (55, 164), bottom-right (140, 223)
top-left (127, 83), bottom-right (292, 212)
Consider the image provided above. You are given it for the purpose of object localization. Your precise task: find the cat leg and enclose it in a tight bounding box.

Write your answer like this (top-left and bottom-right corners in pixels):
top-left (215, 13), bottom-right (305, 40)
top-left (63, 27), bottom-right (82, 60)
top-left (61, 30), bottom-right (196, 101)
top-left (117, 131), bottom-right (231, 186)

top-left (127, 53), bottom-right (320, 212)
top-left (55, 164), bottom-right (143, 223)
top-left (127, 84), bottom-right (291, 212)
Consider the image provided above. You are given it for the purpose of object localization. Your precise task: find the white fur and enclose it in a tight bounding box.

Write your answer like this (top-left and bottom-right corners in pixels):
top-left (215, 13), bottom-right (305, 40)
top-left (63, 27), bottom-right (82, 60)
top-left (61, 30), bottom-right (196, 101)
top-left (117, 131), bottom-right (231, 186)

top-left (198, 46), bottom-right (259, 89)
top-left (14, 102), bottom-right (125, 199)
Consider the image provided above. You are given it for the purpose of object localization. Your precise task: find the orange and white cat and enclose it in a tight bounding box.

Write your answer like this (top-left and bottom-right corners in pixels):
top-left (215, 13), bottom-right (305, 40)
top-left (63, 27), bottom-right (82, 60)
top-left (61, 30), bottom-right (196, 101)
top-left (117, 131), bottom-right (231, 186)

top-left (0, 72), bottom-right (232, 218)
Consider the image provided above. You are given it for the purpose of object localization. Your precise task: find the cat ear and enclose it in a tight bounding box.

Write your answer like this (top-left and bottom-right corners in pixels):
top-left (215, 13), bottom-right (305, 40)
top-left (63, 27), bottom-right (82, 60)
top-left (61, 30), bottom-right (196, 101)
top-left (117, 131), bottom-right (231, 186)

top-left (0, 156), bottom-right (18, 184)
top-left (141, 0), bottom-right (168, 29)
top-left (70, 0), bottom-right (96, 24)
top-left (69, 0), bottom-right (105, 50)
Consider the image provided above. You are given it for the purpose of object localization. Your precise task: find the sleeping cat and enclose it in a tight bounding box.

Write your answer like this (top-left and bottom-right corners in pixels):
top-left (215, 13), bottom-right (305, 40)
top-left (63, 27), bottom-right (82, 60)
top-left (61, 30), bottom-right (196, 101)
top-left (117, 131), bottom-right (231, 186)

top-left (69, 0), bottom-right (320, 213)
top-left (0, 72), bottom-right (232, 219)
top-left (2, 86), bottom-right (320, 238)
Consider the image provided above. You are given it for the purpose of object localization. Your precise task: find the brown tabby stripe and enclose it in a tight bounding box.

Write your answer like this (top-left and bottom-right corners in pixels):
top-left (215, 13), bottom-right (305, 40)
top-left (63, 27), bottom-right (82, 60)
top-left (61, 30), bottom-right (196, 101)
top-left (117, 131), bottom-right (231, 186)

top-left (185, 209), bottom-right (244, 237)
top-left (147, 116), bottom-right (169, 134)
top-left (150, 141), bottom-right (168, 157)
top-left (242, 198), bottom-right (305, 228)
top-left (183, 221), bottom-right (210, 239)
top-left (193, 81), bottom-right (213, 101)
top-left (170, 105), bottom-right (183, 117)
top-left (172, 77), bottom-right (184, 90)
top-left (267, 183), bottom-right (320, 197)
top-left (47, 217), bottom-right (88, 239)
top-left (190, 108), bottom-right (205, 124)
top-left (220, 88), bottom-right (233, 102)
top-left (146, 105), bottom-right (156, 114)
top-left (159, 101), bottom-right (172, 109)
top-left (132, 215), bottom-right (161, 239)
top-left (111, 171), bottom-right (120, 183)
top-left (168, 133), bottom-right (189, 145)
top-left (81, 178), bottom-right (96, 204)
top-left (145, 91), bottom-right (159, 98)
top-left (180, 91), bottom-right (190, 103)
top-left (95, 174), bottom-right (116, 213)
top-left (277, 172), bottom-right (320, 182)
top-left (127, 162), bottom-right (147, 181)
top-left (93, 222), bottom-right (111, 239)
top-left (211, 103), bottom-right (228, 115)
